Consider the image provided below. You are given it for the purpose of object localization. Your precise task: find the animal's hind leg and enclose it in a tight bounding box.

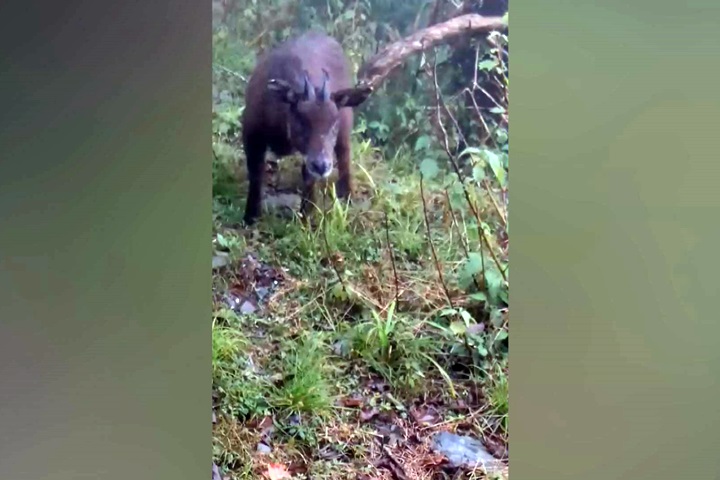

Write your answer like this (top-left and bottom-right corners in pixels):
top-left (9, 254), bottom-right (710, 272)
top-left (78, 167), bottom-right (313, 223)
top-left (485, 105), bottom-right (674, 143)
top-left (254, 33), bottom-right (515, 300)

top-left (243, 140), bottom-right (267, 226)
top-left (334, 136), bottom-right (352, 201)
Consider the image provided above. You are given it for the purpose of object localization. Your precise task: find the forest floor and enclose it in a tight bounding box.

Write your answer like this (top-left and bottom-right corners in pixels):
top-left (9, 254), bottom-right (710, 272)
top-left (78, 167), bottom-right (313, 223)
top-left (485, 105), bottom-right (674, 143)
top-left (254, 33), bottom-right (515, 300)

top-left (211, 138), bottom-right (509, 480)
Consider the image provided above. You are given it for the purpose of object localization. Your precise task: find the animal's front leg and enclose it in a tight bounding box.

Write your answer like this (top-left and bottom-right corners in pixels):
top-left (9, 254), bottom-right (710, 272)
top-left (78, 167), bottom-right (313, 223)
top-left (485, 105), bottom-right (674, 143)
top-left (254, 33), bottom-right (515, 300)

top-left (300, 163), bottom-right (317, 218)
top-left (243, 142), bottom-right (267, 226)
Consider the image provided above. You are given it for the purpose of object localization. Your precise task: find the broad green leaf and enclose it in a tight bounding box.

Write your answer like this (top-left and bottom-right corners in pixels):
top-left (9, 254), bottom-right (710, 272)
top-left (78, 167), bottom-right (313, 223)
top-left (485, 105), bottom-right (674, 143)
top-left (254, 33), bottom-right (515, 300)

top-left (450, 321), bottom-right (466, 336)
top-left (491, 308), bottom-right (505, 328)
top-left (459, 252), bottom-right (483, 288)
top-left (477, 59), bottom-right (499, 71)
top-left (472, 163), bottom-right (486, 183)
top-left (469, 292), bottom-right (487, 303)
top-left (459, 147), bottom-right (483, 159)
top-left (331, 282), bottom-right (348, 301)
top-left (459, 309), bottom-right (474, 324)
top-left (485, 267), bottom-right (504, 304)
top-left (481, 149), bottom-right (507, 187)
top-left (466, 253), bottom-right (483, 275)
top-left (414, 135), bottom-right (432, 152)
top-left (461, 146), bottom-right (507, 186)
top-left (499, 289), bottom-right (508, 304)
top-left (419, 158), bottom-right (439, 180)
top-left (494, 129), bottom-right (509, 145)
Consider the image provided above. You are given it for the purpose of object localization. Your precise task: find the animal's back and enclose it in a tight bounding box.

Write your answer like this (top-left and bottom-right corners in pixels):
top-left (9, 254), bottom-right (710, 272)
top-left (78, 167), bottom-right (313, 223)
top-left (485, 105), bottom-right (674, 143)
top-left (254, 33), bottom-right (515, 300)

top-left (266, 32), bottom-right (351, 88)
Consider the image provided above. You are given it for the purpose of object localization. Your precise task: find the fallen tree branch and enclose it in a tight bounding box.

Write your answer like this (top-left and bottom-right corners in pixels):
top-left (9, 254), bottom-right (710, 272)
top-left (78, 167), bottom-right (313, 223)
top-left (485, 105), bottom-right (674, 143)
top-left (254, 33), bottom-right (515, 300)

top-left (328, 14), bottom-right (506, 108)
top-left (356, 14), bottom-right (506, 91)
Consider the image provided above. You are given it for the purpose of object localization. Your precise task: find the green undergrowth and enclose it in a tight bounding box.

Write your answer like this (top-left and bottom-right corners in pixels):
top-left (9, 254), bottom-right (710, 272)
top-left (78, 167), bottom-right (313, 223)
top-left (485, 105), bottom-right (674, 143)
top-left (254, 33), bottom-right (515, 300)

top-left (212, 134), bottom-right (509, 478)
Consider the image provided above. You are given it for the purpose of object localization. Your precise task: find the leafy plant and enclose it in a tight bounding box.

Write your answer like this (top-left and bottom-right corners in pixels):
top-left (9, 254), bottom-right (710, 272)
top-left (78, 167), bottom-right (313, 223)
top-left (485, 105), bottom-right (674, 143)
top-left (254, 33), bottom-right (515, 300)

top-left (349, 302), bottom-right (438, 392)
top-left (271, 333), bottom-right (334, 418)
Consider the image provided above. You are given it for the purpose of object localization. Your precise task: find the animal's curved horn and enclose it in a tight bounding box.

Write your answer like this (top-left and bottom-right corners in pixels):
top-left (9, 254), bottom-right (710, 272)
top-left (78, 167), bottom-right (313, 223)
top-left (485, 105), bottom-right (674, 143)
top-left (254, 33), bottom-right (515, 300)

top-left (320, 69), bottom-right (330, 102)
top-left (303, 71), bottom-right (315, 101)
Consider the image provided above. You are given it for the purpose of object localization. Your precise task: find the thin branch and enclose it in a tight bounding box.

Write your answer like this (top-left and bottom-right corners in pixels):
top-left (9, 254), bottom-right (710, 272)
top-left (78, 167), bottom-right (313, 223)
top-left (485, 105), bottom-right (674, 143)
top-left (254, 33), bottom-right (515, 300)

top-left (431, 49), bottom-right (508, 284)
top-left (431, 52), bottom-right (483, 223)
top-left (479, 225), bottom-right (487, 289)
top-left (479, 224), bottom-right (507, 282)
top-left (482, 177), bottom-right (507, 227)
top-left (384, 211), bottom-right (400, 306)
top-left (472, 41), bottom-right (481, 87)
top-left (477, 84), bottom-right (505, 110)
top-left (420, 175), bottom-right (454, 309)
top-left (444, 188), bottom-right (482, 293)
top-left (463, 87), bottom-right (497, 148)
top-left (212, 64), bottom-right (247, 83)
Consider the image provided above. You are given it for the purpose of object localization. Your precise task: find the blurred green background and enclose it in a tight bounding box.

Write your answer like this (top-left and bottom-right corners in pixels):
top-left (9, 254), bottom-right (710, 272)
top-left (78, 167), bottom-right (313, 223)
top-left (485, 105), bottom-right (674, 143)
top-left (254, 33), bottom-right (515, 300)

top-left (0, 0), bottom-right (719, 479)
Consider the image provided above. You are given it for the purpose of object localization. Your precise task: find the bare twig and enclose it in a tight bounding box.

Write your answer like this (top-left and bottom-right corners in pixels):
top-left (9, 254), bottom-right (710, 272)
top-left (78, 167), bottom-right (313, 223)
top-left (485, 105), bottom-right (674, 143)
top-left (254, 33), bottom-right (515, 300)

top-left (430, 49), bottom-right (508, 284)
top-left (444, 188), bottom-right (483, 293)
top-left (375, 448), bottom-right (410, 480)
top-left (479, 224), bottom-right (487, 288)
top-left (472, 41), bottom-right (481, 88)
top-left (384, 211), bottom-right (400, 306)
top-left (482, 177), bottom-right (507, 227)
top-left (463, 87), bottom-right (497, 148)
top-left (479, 223), bottom-right (507, 282)
top-left (212, 64), bottom-right (247, 83)
top-left (420, 175), bottom-right (454, 309)
top-left (477, 84), bottom-right (505, 110)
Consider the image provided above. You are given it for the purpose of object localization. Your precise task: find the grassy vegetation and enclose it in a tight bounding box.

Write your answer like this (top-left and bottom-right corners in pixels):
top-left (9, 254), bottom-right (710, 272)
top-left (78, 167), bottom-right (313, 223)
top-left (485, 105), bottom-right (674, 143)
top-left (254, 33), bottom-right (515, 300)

top-left (212, 0), bottom-right (508, 478)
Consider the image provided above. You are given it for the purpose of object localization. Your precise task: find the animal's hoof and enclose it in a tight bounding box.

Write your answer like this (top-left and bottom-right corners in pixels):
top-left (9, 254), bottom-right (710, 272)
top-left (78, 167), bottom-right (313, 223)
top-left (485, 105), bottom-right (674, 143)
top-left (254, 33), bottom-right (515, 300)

top-left (335, 189), bottom-right (352, 205)
top-left (334, 183), bottom-right (351, 201)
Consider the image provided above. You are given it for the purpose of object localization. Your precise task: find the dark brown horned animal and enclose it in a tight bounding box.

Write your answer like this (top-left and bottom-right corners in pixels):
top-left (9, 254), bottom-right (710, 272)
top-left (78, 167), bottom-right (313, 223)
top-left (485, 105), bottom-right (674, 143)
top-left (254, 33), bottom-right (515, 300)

top-left (241, 31), bottom-right (371, 225)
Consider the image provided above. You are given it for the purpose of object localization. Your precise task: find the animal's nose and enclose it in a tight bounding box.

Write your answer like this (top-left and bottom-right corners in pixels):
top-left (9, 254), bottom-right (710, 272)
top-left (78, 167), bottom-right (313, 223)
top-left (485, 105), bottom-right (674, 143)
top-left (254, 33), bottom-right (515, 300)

top-left (309, 157), bottom-right (333, 178)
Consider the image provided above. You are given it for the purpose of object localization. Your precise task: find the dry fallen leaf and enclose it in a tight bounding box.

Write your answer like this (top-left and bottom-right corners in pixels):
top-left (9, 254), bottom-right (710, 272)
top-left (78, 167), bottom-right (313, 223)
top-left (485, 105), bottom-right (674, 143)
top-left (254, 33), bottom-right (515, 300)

top-left (340, 395), bottom-right (364, 408)
top-left (265, 463), bottom-right (291, 479)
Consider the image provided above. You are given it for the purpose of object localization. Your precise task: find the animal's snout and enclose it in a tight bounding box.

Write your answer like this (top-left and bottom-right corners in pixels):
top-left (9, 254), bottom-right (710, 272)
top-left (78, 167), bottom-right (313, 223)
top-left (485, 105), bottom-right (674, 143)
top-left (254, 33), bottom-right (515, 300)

top-left (306, 154), bottom-right (333, 179)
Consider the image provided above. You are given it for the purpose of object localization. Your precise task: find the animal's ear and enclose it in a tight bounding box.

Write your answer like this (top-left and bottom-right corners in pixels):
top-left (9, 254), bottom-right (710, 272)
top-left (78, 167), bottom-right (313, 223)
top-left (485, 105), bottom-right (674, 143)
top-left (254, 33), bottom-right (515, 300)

top-left (331, 85), bottom-right (373, 108)
top-left (267, 78), bottom-right (298, 104)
